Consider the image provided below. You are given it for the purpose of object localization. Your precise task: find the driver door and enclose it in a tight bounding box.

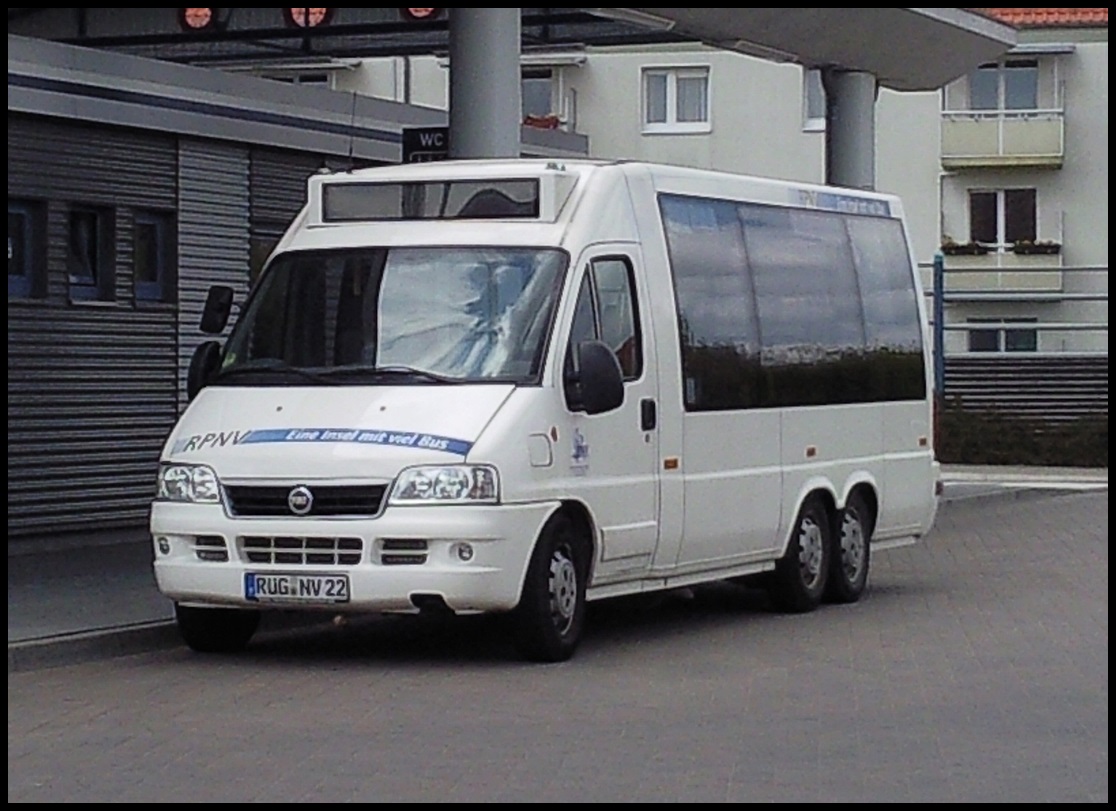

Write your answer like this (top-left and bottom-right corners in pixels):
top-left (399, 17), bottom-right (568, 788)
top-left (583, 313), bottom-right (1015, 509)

top-left (563, 251), bottom-right (660, 580)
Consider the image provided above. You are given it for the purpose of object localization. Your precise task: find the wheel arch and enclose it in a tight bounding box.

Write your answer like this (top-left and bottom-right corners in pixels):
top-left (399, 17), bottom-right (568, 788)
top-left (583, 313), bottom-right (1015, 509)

top-left (781, 479), bottom-right (838, 559)
top-left (554, 499), bottom-right (597, 579)
top-left (840, 476), bottom-right (879, 536)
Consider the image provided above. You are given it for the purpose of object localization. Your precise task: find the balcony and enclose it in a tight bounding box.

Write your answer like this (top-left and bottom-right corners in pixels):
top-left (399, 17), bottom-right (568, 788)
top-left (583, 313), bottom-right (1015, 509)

top-left (941, 109), bottom-right (1064, 169)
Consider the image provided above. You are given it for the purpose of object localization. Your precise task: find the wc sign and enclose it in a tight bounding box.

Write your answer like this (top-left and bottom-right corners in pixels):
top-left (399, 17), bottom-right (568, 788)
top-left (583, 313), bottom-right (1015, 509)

top-left (402, 126), bottom-right (450, 163)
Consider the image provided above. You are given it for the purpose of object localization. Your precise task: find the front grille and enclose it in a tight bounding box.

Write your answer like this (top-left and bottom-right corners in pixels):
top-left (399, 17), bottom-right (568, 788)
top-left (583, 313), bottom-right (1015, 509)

top-left (379, 538), bottom-right (429, 566)
top-left (239, 536), bottom-right (364, 566)
top-left (224, 485), bottom-right (387, 517)
top-left (194, 535), bottom-right (228, 562)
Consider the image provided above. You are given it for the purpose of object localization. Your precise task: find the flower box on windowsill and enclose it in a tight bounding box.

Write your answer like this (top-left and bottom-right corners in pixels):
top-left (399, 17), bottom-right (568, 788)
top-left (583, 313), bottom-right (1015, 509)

top-left (523, 114), bottom-right (561, 130)
top-left (1011, 240), bottom-right (1061, 256)
top-left (940, 241), bottom-right (990, 256)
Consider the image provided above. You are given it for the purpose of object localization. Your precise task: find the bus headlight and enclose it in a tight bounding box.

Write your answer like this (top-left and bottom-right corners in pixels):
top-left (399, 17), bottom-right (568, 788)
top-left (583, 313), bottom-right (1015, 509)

top-left (389, 465), bottom-right (499, 505)
top-left (157, 463), bottom-right (222, 503)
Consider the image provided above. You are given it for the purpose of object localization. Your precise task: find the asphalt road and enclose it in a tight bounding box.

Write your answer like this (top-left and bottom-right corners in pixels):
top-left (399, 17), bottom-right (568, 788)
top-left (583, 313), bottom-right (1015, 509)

top-left (7, 486), bottom-right (1109, 803)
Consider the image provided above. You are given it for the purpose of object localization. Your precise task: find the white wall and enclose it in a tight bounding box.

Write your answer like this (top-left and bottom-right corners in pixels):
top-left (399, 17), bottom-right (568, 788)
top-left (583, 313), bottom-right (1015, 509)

top-left (876, 88), bottom-right (944, 263)
top-left (319, 39), bottom-right (1107, 354)
top-left (331, 56), bottom-right (448, 110)
top-left (567, 45), bottom-right (825, 183)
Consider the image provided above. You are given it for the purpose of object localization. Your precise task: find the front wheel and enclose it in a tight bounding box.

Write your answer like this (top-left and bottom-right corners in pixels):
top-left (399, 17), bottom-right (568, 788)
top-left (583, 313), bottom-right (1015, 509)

top-left (768, 495), bottom-right (831, 613)
top-left (511, 513), bottom-right (590, 663)
top-left (175, 603), bottom-right (261, 653)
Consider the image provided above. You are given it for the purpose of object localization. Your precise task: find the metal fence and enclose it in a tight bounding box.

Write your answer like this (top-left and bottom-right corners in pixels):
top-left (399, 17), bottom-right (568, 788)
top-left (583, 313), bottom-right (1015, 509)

top-left (923, 257), bottom-right (1108, 421)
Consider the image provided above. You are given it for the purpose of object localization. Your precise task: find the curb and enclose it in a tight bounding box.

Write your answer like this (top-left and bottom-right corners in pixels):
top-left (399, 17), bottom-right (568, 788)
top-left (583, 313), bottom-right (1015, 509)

top-left (8, 614), bottom-right (345, 674)
top-left (940, 466), bottom-right (1107, 484)
top-left (8, 620), bottom-right (181, 674)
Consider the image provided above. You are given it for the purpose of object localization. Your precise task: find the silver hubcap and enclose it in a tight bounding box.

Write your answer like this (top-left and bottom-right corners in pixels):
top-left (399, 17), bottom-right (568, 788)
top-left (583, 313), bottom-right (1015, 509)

top-left (840, 510), bottom-right (866, 582)
top-left (548, 546), bottom-right (578, 635)
top-left (798, 517), bottom-right (825, 588)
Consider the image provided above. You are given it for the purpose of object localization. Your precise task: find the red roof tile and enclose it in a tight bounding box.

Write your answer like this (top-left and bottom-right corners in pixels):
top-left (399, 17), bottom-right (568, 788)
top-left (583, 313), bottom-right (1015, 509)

top-left (972, 8), bottom-right (1109, 28)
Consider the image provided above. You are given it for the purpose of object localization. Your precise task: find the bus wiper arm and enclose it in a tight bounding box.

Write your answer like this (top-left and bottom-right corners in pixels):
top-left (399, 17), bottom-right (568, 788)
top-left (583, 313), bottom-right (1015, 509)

top-left (320, 364), bottom-right (461, 384)
top-left (216, 361), bottom-right (339, 385)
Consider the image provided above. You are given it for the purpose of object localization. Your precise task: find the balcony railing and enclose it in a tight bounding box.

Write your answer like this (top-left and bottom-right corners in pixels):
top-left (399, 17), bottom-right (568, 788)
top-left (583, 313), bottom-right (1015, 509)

top-left (921, 258), bottom-right (1108, 356)
top-left (922, 258), bottom-right (1109, 427)
top-left (928, 248), bottom-right (1065, 295)
top-left (941, 109), bottom-right (1064, 168)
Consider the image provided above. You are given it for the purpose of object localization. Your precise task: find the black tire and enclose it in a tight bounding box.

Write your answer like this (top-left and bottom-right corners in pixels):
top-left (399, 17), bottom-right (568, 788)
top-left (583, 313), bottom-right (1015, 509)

top-left (511, 512), bottom-right (590, 663)
top-left (768, 495), bottom-right (831, 613)
top-left (174, 603), bottom-right (261, 653)
top-left (826, 492), bottom-right (872, 604)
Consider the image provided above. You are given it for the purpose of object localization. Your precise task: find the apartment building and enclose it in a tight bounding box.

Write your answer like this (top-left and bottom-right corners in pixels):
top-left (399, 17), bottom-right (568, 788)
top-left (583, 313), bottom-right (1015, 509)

top-left (314, 9), bottom-right (1107, 355)
top-left (936, 8), bottom-right (1108, 354)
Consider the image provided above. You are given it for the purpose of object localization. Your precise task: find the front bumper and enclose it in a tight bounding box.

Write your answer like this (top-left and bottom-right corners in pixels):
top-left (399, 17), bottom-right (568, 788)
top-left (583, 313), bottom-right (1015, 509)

top-left (150, 500), bottom-right (558, 614)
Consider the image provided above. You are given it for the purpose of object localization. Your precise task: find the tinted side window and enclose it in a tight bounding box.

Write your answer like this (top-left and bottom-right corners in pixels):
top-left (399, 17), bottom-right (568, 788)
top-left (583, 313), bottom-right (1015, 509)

top-left (846, 216), bottom-right (926, 400)
top-left (741, 203), bottom-right (868, 406)
top-left (660, 194), bottom-right (761, 410)
top-left (661, 193), bottom-right (924, 410)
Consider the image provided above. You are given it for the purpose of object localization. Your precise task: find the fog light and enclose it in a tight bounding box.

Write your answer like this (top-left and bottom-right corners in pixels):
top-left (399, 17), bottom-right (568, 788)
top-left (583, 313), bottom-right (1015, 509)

top-left (455, 542), bottom-right (475, 562)
top-left (157, 537), bottom-right (171, 555)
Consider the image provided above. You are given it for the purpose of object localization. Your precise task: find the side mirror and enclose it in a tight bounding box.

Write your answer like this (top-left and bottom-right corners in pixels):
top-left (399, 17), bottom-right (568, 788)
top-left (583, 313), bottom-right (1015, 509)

top-left (199, 285), bottom-right (234, 335)
top-left (567, 340), bottom-right (624, 415)
top-left (187, 341), bottom-right (223, 401)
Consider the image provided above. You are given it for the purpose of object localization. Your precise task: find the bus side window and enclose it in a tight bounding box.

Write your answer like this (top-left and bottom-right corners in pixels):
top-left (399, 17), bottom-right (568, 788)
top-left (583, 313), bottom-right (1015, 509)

top-left (565, 272), bottom-right (598, 376)
top-left (591, 257), bottom-right (641, 379)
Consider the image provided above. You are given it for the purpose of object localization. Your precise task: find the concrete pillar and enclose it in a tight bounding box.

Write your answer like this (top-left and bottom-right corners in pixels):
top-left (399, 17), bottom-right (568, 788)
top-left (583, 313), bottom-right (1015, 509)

top-left (822, 69), bottom-right (878, 190)
top-left (448, 8), bottom-right (521, 159)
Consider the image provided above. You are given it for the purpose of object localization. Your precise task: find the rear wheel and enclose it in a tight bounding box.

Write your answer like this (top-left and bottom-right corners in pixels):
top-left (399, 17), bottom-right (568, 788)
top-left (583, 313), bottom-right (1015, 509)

top-left (511, 513), bottom-right (590, 663)
top-left (175, 603), bottom-right (261, 653)
top-left (826, 492), bottom-right (872, 604)
top-left (768, 495), bottom-right (831, 613)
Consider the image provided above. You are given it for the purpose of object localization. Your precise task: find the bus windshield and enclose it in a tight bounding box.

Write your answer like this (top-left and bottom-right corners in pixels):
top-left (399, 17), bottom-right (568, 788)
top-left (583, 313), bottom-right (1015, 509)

top-left (219, 246), bottom-right (568, 385)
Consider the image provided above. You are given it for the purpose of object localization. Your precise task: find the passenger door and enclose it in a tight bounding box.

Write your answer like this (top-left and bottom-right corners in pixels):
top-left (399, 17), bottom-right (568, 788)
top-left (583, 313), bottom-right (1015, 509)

top-left (563, 251), bottom-right (660, 579)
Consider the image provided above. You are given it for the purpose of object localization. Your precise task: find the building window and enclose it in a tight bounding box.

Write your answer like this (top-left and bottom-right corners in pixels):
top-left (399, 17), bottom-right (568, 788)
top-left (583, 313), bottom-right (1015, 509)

top-left (521, 67), bottom-right (576, 130)
top-left (969, 189), bottom-right (1036, 250)
top-left (134, 211), bottom-right (177, 303)
top-left (68, 207), bottom-right (115, 301)
top-left (642, 67), bottom-right (710, 134)
top-left (803, 68), bottom-right (826, 131)
top-left (967, 318), bottom-right (1038, 353)
top-left (522, 68), bottom-right (555, 119)
top-left (969, 59), bottom-right (1038, 111)
top-left (9, 199), bottom-right (46, 299)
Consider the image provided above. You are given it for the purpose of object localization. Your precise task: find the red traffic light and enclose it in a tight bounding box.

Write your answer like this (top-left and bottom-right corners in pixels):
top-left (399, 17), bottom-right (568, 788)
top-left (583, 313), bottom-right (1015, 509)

top-left (400, 8), bottom-right (443, 22)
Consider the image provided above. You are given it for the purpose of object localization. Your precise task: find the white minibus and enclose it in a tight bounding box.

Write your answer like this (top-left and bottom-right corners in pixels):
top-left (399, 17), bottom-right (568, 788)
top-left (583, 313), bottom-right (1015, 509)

top-left (151, 158), bottom-right (941, 662)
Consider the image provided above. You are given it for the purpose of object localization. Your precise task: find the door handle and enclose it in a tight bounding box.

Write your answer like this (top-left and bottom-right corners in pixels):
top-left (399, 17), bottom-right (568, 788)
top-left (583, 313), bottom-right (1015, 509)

top-left (640, 398), bottom-right (657, 431)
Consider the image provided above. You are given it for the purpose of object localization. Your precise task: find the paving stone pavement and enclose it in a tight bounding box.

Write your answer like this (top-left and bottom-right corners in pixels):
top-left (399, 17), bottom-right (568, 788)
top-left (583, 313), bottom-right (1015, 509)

top-left (6, 481), bottom-right (1108, 803)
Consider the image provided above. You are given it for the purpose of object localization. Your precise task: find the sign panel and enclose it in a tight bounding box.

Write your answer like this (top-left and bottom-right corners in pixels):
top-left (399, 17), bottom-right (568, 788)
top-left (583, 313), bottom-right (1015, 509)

top-left (402, 126), bottom-right (450, 163)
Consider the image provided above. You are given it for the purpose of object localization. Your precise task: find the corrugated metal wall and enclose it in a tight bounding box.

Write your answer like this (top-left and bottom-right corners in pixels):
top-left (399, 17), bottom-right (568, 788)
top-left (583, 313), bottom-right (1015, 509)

top-left (8, 116), bottom-right (180, 535)
top-left (943, 355), bottom-right (1109, 422)
top-left (250, 148), bottom-right (327, 228)
top-left (177, 140), bottom-right (251, 410)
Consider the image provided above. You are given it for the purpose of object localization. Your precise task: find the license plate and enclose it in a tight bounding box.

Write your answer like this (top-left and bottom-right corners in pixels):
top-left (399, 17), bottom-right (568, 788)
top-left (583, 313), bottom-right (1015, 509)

top-left (244, 572), bottom-right (350, 604)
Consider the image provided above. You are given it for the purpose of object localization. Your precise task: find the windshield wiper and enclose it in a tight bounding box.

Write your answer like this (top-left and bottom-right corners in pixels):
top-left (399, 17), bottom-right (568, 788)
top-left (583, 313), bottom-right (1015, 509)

top-left (319, 364), bottom-right (462, 384)
top-left (215, 361), bottom-right (339, 386)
